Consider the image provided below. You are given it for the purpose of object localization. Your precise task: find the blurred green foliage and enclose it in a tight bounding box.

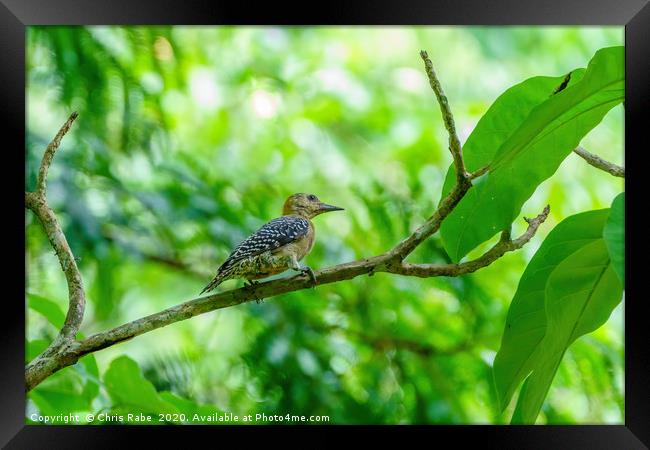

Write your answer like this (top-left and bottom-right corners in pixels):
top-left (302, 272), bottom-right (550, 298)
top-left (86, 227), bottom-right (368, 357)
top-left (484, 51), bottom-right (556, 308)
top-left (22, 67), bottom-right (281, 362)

top-left (26, 26), bottom-right (624, 424)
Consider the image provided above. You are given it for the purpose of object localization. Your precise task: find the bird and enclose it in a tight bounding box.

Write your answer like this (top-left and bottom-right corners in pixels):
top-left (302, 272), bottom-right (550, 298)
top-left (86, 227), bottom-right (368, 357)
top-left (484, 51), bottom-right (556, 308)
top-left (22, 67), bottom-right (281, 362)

top-left (200, 193), bottom-right (344, 295)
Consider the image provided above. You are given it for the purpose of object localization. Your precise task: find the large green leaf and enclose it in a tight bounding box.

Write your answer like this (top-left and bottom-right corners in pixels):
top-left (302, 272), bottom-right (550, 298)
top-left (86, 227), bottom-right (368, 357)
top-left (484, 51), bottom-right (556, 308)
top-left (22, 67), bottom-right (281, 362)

top-left (29, 366), bottom-right (93, 417)
top-left (77, 354), bottom-right (101, 403)
top-left (26, 339), bottom-right (49, 362)
top-left (603, 192), bottom-right (624, 286)
top-left (27, 293), bottom-right (66, 329)
top-left (103, 355), bottom-right (180, 419)
top-left (493, 209), bottom-right (610, 412)
top-left (439, 69), bottom-right (586, 198)
top-left (441, 46), bottom-right (624, 262)
top-left (511, 239), bottom-right (622, 423)
top-left (28, 352), bottom-right (101, 419)
top-left (92, 247), bottom-right (125, 321)
top-left (30, 389), bottom-right (93, 419)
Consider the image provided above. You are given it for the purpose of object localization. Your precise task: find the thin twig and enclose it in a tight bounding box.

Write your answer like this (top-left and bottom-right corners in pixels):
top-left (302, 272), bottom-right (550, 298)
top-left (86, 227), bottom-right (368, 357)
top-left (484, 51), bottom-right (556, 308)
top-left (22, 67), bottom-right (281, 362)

top-left (420, 50), bottom-right (469, 183)
top-left (469, 165), bottom-right (490, 180)
top-left (573, 146), bottom-right (624, 178)
top-left (36, 112), bottom-right (78, 197)
top-left (389, 206), bottom-right (549, 277)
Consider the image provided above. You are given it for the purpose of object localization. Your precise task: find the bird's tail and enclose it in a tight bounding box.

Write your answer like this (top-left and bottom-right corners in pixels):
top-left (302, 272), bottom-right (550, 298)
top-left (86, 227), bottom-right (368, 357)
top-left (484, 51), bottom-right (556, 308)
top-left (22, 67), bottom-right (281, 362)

top-left (199, 271), bottom-right (228, 295)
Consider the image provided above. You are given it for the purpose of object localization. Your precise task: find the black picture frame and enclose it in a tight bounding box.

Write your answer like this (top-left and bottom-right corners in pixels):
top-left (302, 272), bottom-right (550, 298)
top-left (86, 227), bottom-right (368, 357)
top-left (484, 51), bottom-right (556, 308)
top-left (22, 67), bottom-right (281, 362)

top-left (4, 0), bottom-right (647, 447)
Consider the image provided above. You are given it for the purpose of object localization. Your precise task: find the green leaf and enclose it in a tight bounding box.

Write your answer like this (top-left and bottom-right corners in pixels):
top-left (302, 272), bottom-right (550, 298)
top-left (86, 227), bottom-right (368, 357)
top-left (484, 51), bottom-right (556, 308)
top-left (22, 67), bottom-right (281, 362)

top-left (104, 355), bottom-right (180, 419)
top-left (491, 47), bottom-right (623, 169)
top-left (439, 72), bottom-right (583, 200)
top-left (27, 343), bottom-right (101, 418)
top-left (30, 390), bottom-right (93, 419)
top-left (29, 366), bottom-right (92, 416)
top-left (511, 239), bottom-right (623, 423)
top-left (26, 339), bottom-right (49, 362)
top-left (509, 376), bottom-right (531, 424)
top-left (441, 46), bottom-right (624, 262)
top-left (26, 337), bottom-right (99, 408)
top-left (27, 293), bottom-right (66, 329)
top-left (92, 247), bottom-right (124, 321)
top-left (493, 209), bottom-right (609, 412)
top-left (603, 192), bottom-right (624, 286)
top-left (77, 354), bottom-right (101, 402)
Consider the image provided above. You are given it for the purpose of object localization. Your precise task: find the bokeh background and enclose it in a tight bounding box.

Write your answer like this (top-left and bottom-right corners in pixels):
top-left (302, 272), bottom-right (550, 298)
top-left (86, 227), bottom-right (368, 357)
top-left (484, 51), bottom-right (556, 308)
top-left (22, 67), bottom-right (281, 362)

top-left (25, 26), bottom-right (624, 424)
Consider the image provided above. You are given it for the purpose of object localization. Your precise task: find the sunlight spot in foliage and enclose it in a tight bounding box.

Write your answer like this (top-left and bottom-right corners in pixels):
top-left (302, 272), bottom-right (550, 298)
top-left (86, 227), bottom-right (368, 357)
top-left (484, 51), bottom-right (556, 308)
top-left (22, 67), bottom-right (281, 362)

top-left (267, 337), bottom-right (290, 364)
top-left (297, 349), bottom-right (320, 376)
top-left (480, 350), bottom-right (496, 366)
top-left (190, 69), bottom-right (222, 111)
top-left (85, 189), bottom-right (109, 218)
top-left (251, 89), bottom-right (280, 119)
top-left (89, 27), bottom-right (134, 64)
top-left (323, 309), bottom-right (348, 327)
top-left (390, 119), bottom-right (420, 147)
top-left (330, 355), bottom-right (350, 374)
top-left (140, 72), bottom-right (164, 94)
top-left (260, 28), bottom-right (289, 51)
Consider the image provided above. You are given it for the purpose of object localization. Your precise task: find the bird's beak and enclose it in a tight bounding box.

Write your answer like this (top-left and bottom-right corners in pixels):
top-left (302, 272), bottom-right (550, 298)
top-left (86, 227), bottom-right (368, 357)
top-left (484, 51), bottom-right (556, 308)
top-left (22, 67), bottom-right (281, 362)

top-left (318, 202), bottom-right (344, 213)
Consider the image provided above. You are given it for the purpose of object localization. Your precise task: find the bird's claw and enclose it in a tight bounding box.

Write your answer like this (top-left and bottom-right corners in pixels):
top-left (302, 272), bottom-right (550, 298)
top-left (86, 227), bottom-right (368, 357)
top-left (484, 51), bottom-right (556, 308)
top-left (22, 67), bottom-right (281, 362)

top-left (301, 267), bottom-right (317, 287)
top-left (245, 280), bottom-right (264, 303)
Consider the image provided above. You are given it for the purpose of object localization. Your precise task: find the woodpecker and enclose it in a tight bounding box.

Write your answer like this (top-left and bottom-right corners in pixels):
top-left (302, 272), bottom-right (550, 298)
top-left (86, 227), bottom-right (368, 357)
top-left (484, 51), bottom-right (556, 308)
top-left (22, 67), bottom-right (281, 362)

top-left (200, 193), bottom-right (344, 294)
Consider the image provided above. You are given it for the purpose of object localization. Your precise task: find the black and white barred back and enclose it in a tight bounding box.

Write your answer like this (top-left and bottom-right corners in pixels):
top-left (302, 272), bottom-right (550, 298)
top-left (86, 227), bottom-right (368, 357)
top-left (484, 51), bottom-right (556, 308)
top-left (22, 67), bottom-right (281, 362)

top-left (200, 215), bottom-right (310, 294)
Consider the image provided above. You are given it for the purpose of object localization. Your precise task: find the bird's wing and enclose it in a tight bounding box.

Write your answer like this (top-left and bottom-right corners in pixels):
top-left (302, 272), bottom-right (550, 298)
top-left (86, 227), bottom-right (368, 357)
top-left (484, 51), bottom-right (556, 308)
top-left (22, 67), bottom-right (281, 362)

top-left (218, 215), bottom-right (310, 272)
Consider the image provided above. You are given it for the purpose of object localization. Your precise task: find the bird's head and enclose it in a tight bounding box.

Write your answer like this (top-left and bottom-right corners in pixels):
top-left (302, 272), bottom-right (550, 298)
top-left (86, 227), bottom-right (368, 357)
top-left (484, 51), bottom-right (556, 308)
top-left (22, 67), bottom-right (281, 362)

top-left (282, 193), bottom-right (344, 219)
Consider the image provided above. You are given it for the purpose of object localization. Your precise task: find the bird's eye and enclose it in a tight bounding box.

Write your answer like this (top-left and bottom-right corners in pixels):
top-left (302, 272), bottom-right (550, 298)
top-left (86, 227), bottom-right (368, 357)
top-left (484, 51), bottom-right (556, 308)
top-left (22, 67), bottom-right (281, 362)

top-left (308, 194), bottom-right (317, 201)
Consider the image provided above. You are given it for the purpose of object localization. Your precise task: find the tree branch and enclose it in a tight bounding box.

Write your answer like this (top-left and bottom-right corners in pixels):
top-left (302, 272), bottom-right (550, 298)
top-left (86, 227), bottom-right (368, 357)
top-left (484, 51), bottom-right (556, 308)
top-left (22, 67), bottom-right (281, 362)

top-left (57, 210), bottom-right (549, 370)
top-left (420, 50), bottom-right (470, 183)
top-left (25, 112), bottom-right (86, 391)
top-left (25, 54), bottom-right (547, 391)
top-left (36, 112), bottom-right (79, 197)
top-left (573, 146), bottom-right (624, 178)
top-left (389, 205), bottom-right (549, 277)
top-left (26, 112), bottom-right (85, 341)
